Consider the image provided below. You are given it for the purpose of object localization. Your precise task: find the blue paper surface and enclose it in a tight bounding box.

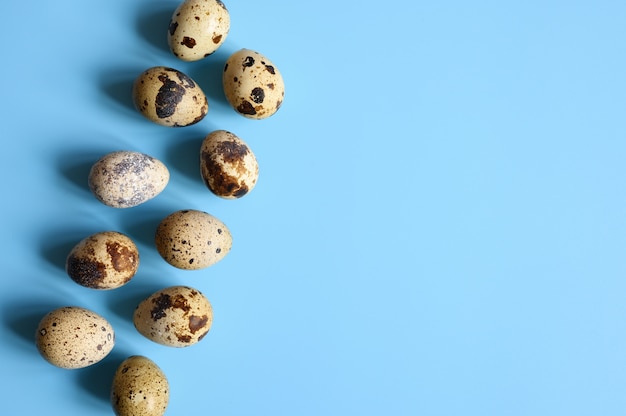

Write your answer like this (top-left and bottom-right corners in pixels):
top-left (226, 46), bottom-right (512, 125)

top-left (1, 1), bottom-right (626, 415)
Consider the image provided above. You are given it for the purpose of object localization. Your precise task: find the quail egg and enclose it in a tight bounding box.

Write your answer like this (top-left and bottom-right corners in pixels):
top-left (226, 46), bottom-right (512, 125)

top-left (36, 306), bottom-right (115, 369)
top-left (66, 231), bottom-right (139, 290)
top-left (223, 48), bottom-right (285, 119)
top-left (89, 150), bottom-right (170, 208)
top-left (155, 209), bottom-right (232, 270)
top-left (168, 0), bottom-right (230, 61)
top-left (111, 355), bottom-right (169, 416)
top-left (133, 286), bottom-right (213, 347)
top-left (200, 130), bottom-right (259, 199)
top-left (133, 66), bottom-right (208, 127)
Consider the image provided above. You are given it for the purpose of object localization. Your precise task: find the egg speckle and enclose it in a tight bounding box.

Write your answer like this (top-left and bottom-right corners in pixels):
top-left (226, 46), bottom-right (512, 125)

top-left (66, 231), bottom-right (139, 290)
top-left (200, 130), bottom-right (259, 199)
top-left (111, 355), bottom-right (169, 416)
top-left (168, 0), bottom-right (230, 61)
top-left (223, 49), bottom-right (285, 119)
top-left (89, 151), bottom-right (169, 208)
top-left (155, 209), bottom-right (232, 270)
top-left (133, 286), bottom-right (213, 347)
top-left (36, 306), bottom-right (115, 369)
top-left (133, 66), bottom-right (208, 127)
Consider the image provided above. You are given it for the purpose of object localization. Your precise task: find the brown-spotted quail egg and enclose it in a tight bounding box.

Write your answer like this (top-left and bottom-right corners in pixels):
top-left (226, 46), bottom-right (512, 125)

top-left (155, 209), bottom-right (232, 270)
top-left (89, 151), bottom-right (170, 208)
top-left (168, 0), bottom-right (230, 61)
top-left (66, 231), bottom-right (139, 290)
top-left (111, 355), bottom-right (169, 416)
top-left (133, 286), bottom-right (213, 347)
top-left (223, 48), bottom-right (285, 119)
top-left (36, 306), bottom-right (115, 369)
top-left (200, 130), bottom-right (259, 199)
top-left (133, 66), bottom-right (208, 127)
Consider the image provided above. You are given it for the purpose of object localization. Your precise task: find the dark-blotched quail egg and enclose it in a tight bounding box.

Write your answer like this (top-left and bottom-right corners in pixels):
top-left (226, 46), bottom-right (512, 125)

top-left (200, 130), bottom-right (259, 199)
top-left (89, 150), bottom-right (169, 208)
top-left (36, 306), bottom-right (115, 369)
top-left (133, 286), bottom-right (213, 347)
top-left (223, 48), bottom-right (285, 119)
top-left (155, 209), bottom-right (232, 270)
top-left (133, 66), bottom-right (208, 127)
top-left (111, 355), bottom-right (169, 416)
top-left (66, 231), bottom-right (139, 290)
top-left (168, 0), bottom-right (230, 61)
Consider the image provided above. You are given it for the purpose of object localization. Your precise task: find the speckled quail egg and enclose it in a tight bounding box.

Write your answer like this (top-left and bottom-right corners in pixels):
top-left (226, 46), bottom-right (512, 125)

top-left (155, 209), bottom-right (232, 270)
top-left (133, 66), bottom-right (208, 127)
top-left (133, 286), bottom-right (213, 347)
top-left (66, 231), bottom-right (139, 290)
top-left (223, 48), bottom-right (285, 119)
top-left (168, 0), bottom-right (230, 61)
top-left (200, 130), bottom-right (259, 199)
top-left (36, 306), bottom-right (115, 369)
top-left (111, 355), bottom-right (169, 416)
top-left (89, 151), bottom-right (170, 208)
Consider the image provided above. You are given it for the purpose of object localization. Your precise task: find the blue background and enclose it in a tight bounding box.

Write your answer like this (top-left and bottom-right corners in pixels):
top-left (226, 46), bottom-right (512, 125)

top-left (1, 1), bottom-right (626, 415)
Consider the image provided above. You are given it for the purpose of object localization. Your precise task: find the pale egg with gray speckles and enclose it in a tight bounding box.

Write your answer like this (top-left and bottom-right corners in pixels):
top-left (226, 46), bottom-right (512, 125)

top-left (66, 231), bottom-right (139, 290)
top-left (155, 209), bottom-right (232, 270)
top-left (133, 286), bottom-right (213, 347)
top-left (133, 66), bottom-right (208, 127)
top-left (89, 151), bottom-right (169, 208)
top-left (200, 130), bottom-right (259, 199)
top-left (111, 355), bottom-right (169, 416)
top-left (168, 0), bottom-right (230, 61)
top-left (36, 306), bottom-right (115, 369)
top-left (223, 48), bottom-right (285, 119)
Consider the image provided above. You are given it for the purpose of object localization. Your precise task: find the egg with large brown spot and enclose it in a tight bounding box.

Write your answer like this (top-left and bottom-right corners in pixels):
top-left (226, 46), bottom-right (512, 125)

top-left (89, 151), bottom-right (170, 208)
top-left (111, 355), bottom-right (169, 416)
top-left (133, 286), bottom-right (213, 347)
top-left (200, 130), bottom-right (259, 199)
top-left (66, 231), bottom-right (139, 290)
top-left (133, 66), bottom-right (208, 127)
top-left (154, 209), bottom-right (232, 270)
top-left (36, 306), bottom-right (115, 369)
top-left (223, 49), bottom-right (285, 119)
top-left (168, 0), bottom-right (230, 61)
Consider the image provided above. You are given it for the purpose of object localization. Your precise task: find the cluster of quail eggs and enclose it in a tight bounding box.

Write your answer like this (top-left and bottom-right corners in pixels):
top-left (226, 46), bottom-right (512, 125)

top-left (35, 1), bottom-right (284, 415)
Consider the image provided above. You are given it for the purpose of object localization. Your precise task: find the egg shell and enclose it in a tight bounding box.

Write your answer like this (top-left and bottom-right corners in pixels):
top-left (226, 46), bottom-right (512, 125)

top-left (66, 231), bottom-right (139, 290)
top-left (111, 355), bottom-right (169, 416)
top-left (36, 306), bottom-right (115, 369)
top-left (223, 48), bottom-right (285, 119)
top-left (155, 209), bottom-right (232, 270)
top-left (168, 0), bottom-right (230, 61)
top-left (133, 286), bottom-right (213, 347)
top-left (200, 130), bottom-right (259, 199)
top-left (89, 151), bottom-right (170, 208)
top-left (133, 66), bottom-right (208, 127)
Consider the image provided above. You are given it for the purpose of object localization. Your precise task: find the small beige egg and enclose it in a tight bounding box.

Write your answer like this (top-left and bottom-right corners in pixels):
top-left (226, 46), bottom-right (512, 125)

top-left (111, 355), bottom-right (169, 416)
top-left (133, 286), bottom-right (213, 347)
top-left (133, 66), bottom-right (208, 127)
top-left (66, 231), bottom-right (139, 290)
top-left (155, 209), bottom-right (232, 270)
top-left (168, 0), bottom-right (230, 61)
top-left (200, 130), bottom-right (259, 199)
top-left (36, 306), bottom-right (115, 369)
top-left (223, 48), bottom-right (285, 119)
top-left (89, 151), bottom-right (170, 208)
